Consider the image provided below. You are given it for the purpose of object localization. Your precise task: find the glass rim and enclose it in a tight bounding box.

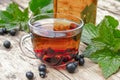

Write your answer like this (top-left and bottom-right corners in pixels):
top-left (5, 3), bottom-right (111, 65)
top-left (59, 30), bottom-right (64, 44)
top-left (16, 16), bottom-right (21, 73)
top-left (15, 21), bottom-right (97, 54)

top-left (28, 13), bottom-right (84, 33)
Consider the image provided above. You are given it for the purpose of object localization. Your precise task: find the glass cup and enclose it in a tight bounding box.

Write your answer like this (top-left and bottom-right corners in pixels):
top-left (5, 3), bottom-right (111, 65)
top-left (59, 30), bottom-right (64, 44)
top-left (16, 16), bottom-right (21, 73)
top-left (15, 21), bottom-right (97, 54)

top-left (20, 13), bottom-right (84, 68)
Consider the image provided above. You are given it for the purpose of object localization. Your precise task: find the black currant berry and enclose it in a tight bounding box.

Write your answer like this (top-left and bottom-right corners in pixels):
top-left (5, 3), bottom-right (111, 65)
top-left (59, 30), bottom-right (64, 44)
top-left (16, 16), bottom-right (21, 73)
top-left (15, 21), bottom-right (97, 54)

top-left (38, 64), bottom-right (46, 72)
top-left (46, 48), bottom-right (55, 55)
top-left (74, 54), bottom-right (85, 61)
top-left (79, 54), bottom-right (84, 58)
top-left (63, 57), bottom-right (69, 62)
top-left (0, 29), bottom-right (4, 35)
top-left (2, 28), bottom-right (7, 34)
top-left (39, 71), bottom-right (46, 78)
top-left (79, 58), bottom-right (85, 66)
top-left (26, 71), bottom-right (34, 80)
top-left (73, 61), bottom-right (78, 67)
top-left (66, 62), bottom-right (77, 73)
top-left (45, 58), bottom-right (51, 63)
top-left (9, 29), bottom-right (16, 36)
top-left (74, 55), bottom-right (80, 61)
top-left (3, 40), bottom-right (11, 48)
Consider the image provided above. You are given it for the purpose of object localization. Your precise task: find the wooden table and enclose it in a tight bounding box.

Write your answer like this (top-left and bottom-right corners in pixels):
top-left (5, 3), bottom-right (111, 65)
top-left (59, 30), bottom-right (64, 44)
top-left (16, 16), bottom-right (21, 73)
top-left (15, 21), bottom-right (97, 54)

top-left (0, 0), bottom-right (120, 80)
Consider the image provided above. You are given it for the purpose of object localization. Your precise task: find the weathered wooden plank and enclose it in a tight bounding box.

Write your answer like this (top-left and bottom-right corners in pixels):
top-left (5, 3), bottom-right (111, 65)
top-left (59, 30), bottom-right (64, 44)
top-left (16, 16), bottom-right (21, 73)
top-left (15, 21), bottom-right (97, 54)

top-left (12, 0), bottom-right (30, 9)
top-left (1, 32), bottom-right (119, 80)
top-left (0, 32), bottom-right (69, 80)
top-left (97, 0), bottom-right (120, 26)
top-left (0, 0), bottom-right (120, 80)
top-left (58, 58), bottom-right (105, 80)
top-left (59, 58), bottom-right (120, 80)
top-left (0, 0), bottom-right (11, 10)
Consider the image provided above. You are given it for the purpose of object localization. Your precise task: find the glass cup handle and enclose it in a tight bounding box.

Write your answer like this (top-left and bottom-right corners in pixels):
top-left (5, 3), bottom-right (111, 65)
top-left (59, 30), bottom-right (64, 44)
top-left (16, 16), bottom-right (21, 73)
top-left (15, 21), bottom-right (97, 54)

top-left (20, 33), bottom-right (36, 59)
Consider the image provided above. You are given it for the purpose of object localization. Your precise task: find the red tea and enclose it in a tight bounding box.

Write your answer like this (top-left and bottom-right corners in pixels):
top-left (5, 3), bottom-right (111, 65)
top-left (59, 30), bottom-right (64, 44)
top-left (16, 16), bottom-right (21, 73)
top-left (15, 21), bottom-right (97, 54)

top-left (31, 19), bottom-right (82, 67)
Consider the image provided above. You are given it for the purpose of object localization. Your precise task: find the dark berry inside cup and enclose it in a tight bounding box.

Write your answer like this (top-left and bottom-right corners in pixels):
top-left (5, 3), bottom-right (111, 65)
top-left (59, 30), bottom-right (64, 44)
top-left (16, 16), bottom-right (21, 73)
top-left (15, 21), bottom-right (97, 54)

top-left (63, 57), bottom-right (69, 63)
top-left (70, 23), bottom-right (78, 29)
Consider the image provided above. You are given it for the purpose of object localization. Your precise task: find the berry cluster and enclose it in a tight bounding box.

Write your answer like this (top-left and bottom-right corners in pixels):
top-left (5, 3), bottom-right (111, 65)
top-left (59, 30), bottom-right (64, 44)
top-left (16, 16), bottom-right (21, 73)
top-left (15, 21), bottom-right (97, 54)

top-left (0, 28), bottom-right (16, 36)
top-left (26, 64), bottom-right (47, 80)
top-left (66, 54), bottom-right (85, 73)
top-left (38, 64), bottom-right (47, 78)
top-left (25, 54), bottom-right (85, 79)
top-left (0, 28), bottom-right (18, 49)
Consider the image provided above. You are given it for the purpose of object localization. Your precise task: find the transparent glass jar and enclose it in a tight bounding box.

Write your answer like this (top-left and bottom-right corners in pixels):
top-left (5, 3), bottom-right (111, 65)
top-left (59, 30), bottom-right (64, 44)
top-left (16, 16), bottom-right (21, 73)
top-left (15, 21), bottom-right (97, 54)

top-left (54, 0), bottom-right (97, 24)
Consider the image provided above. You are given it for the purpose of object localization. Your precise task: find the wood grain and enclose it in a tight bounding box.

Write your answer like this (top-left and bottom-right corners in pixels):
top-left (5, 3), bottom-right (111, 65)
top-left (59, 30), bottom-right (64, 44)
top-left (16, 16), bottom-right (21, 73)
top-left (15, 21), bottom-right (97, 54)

top-left (0, 0), bottom-right (120, 80)
top-left (0, 32), bottom-right (69, 80)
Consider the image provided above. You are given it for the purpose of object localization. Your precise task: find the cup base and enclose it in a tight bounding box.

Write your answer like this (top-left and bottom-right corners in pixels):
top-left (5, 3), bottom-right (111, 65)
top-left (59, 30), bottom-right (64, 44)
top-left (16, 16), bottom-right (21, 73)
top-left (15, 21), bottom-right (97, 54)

top-left (35, 54), bottom-right (75, 69)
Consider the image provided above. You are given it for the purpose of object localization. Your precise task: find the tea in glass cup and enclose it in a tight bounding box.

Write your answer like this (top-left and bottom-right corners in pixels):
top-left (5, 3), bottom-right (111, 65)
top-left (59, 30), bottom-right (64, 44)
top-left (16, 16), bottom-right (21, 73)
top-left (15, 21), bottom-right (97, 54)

top-left (21, 13), bottom-right (84, 67)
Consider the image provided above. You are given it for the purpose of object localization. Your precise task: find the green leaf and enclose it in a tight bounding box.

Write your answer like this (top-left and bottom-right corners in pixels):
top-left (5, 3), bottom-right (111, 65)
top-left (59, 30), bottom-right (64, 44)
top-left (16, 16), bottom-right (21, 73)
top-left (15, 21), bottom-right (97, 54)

top-left (83, 45), bottom-right (99, 58)
top-left (29, 0), bottom-right (53, 14)
top-left (113, 29), bottom-right (120, 38)
top-left (92, 16), bottom-right (120, 52)
top-left (97, 16), bottom-right (119, 29)
top-left (113, 38), bottom-right (120, 52)
top-left (0, 11), bottom-right (13, 22)
top-left (93, 25), bottom-right (115, 48)
top-left (90, 49), bottom-right (120, 78)
top-left (83, 41), bottom-right (106, 57)
top-left (100, 16), bottom-right (119, 29)
top-left (81, 23), bottom-right (99, 44)
top-left (82, 15), bottom-right (120, 78)
top-left (90, 49), bottom-right (114, 62)
top-left (0, 2), bottom-right (29, 32)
